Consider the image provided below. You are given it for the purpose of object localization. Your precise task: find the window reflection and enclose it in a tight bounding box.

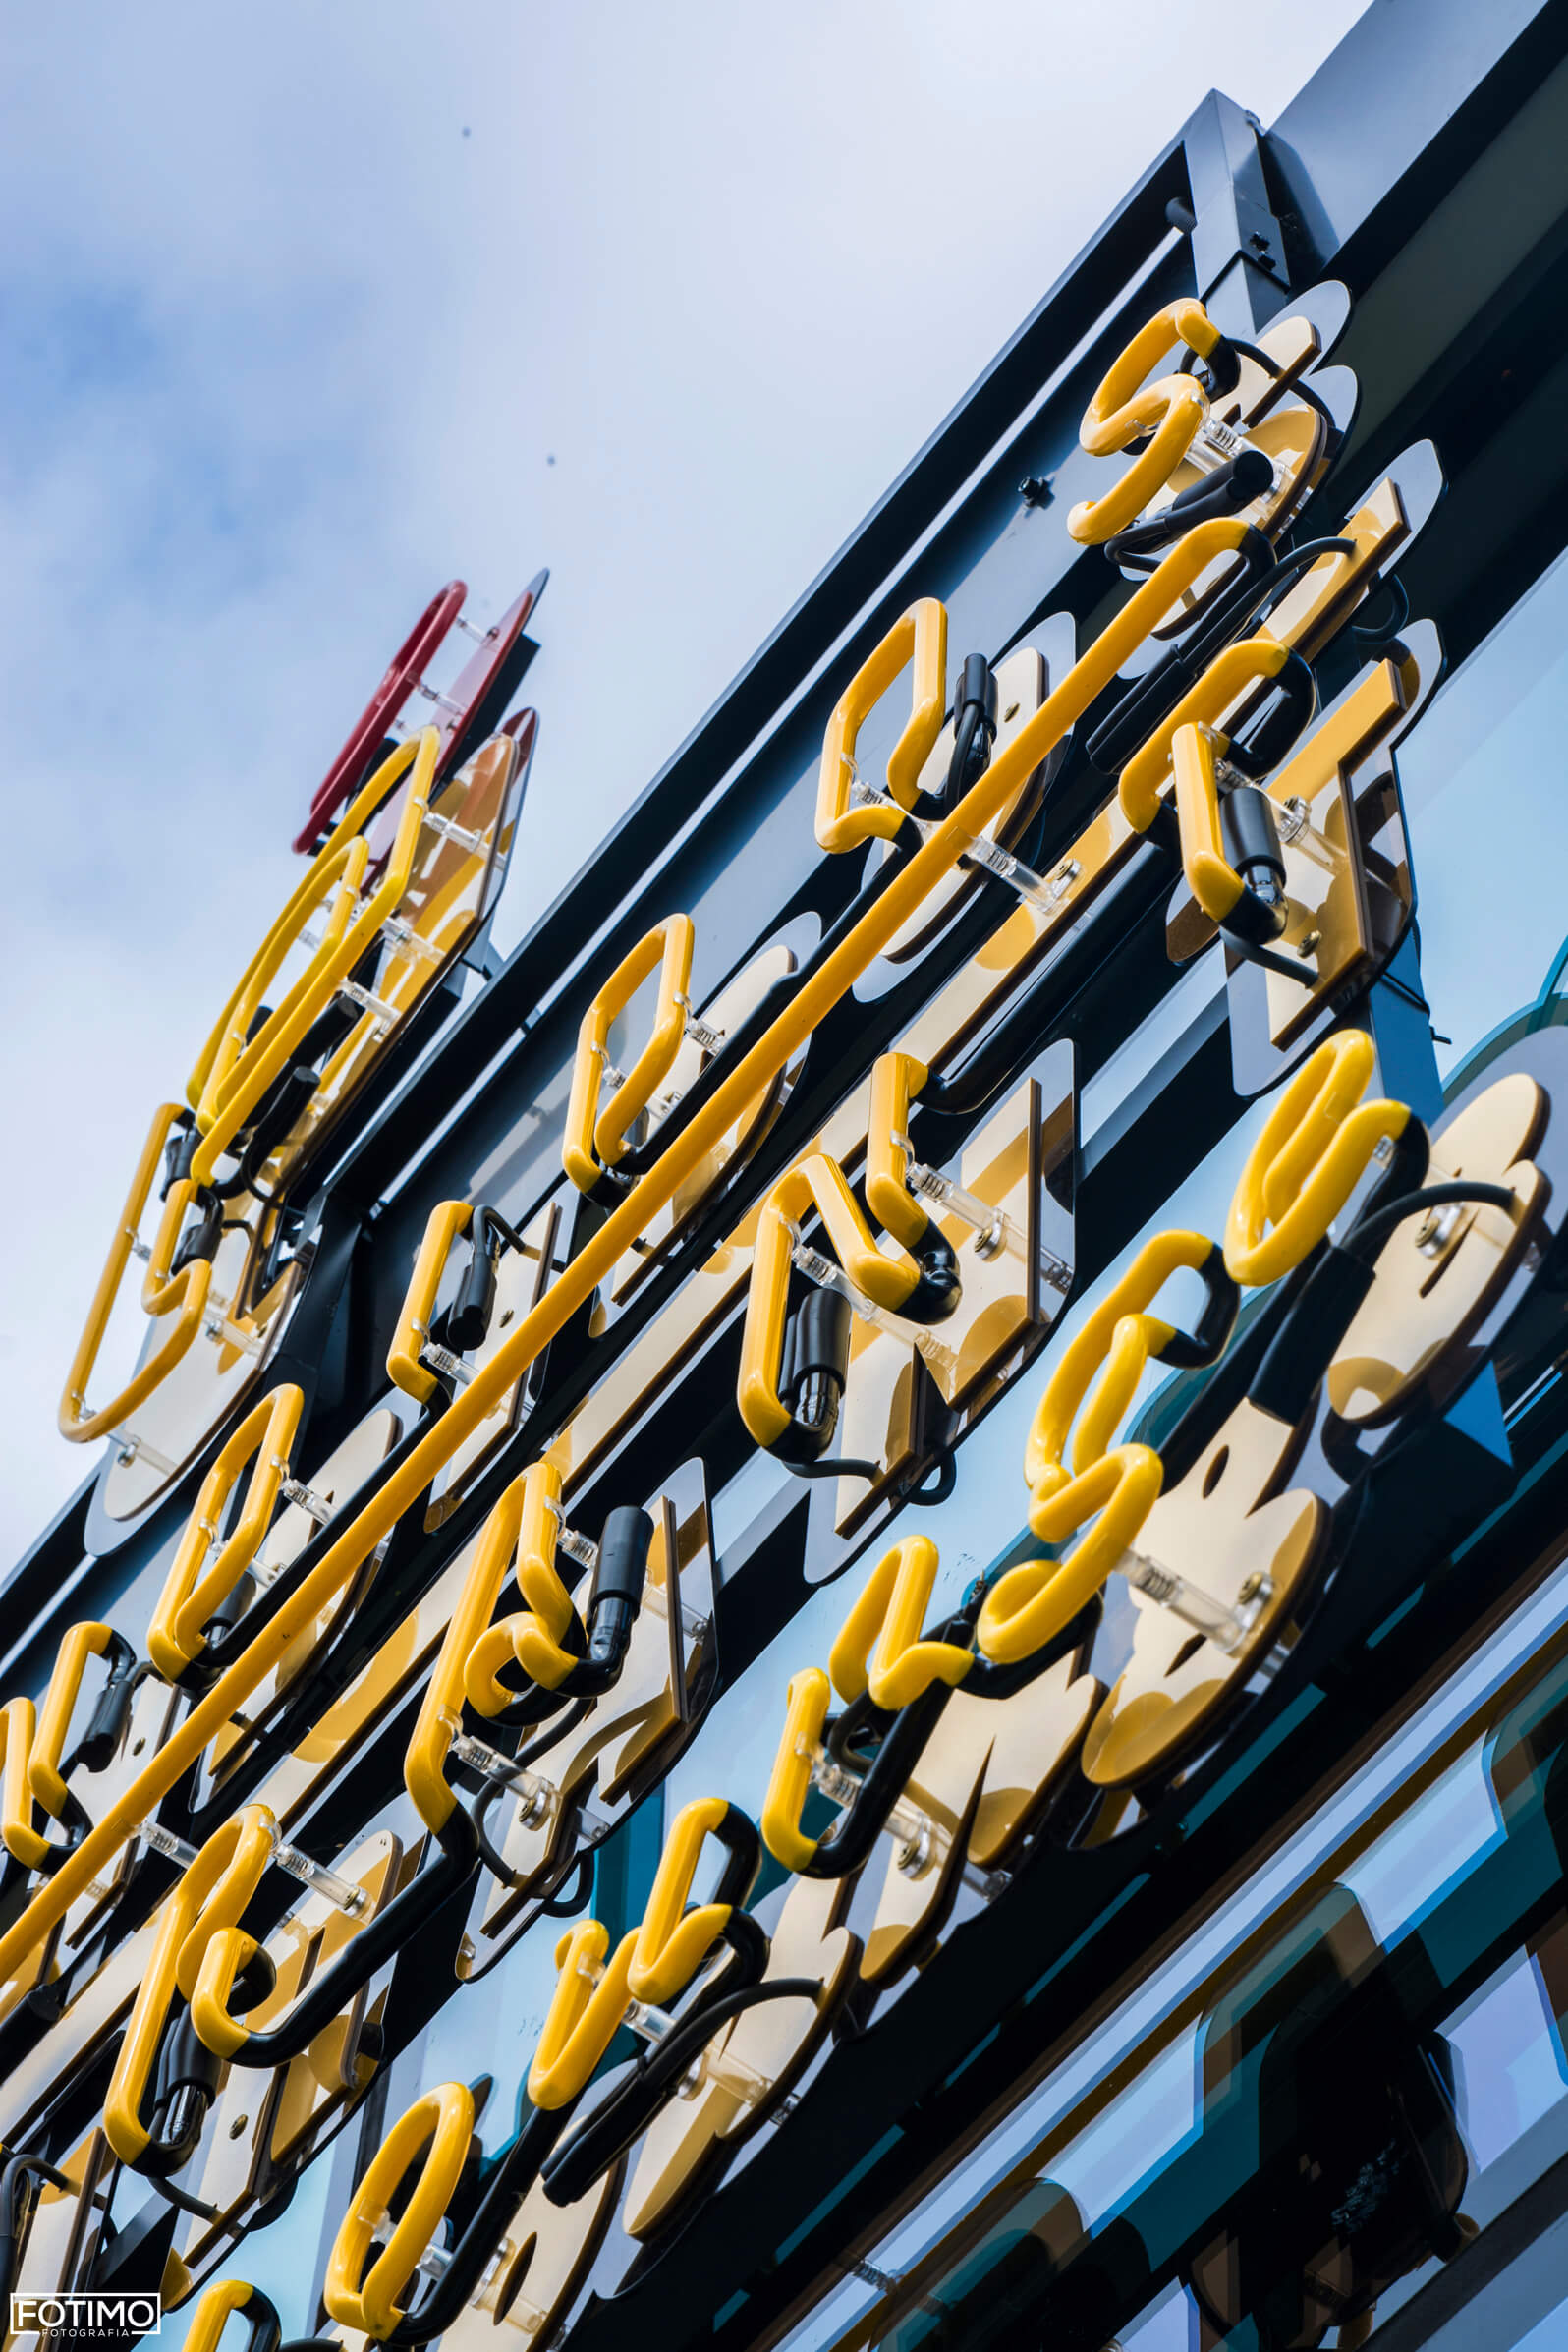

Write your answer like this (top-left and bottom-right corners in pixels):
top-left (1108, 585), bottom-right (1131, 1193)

top-left (1399, 539), bottom-right (1568, 1080)
top-left (849, 1627), bottom-right (1568, 2352)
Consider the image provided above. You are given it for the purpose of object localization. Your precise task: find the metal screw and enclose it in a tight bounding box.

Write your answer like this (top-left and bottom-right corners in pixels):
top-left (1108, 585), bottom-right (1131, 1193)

top-left (1295, 930), bottom-right (1321, 959)
top-left (1238, 1572), bottom-right (1266, 1605)
top-left (229, 2116), bottom-right (249, 2139)
top-left (1018, 476), bottom-right (1053, 509)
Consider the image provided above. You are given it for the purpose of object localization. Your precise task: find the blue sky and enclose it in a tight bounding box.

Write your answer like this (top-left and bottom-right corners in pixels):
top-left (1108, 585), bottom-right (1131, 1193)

top-left (0, 1), bottom-right (1370, 1561)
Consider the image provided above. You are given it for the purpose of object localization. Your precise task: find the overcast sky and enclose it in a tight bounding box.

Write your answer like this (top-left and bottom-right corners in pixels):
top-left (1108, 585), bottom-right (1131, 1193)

top-left (0, 1), bottom-right (1371, 1565)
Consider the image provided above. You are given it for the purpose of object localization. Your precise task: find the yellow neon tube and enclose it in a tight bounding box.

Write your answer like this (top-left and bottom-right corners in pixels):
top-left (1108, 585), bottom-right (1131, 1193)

top-left (762, 1668), bottom-right (833, 1874)
top-left (146, 1385), bottom-right (305, 1680)
top-left (0, 517), bottom-right (1256, 1993)
top-left (1226, 1031), bottom-right (1411, 1285)
top-left (737, 1152), bottom-right (924, 1450)
top-left (403, 1484), bottom-right (522, 1833)
top-left (562, 914), bottom-right (696, 1191)
top-left (865, 1052), bottom-right (932, 1252)
top-left (628, 1795), bottom-right (742, 2005)
top-left (324, 2080), bottom-right (476, 2337)
top-left (189, 729), bottom-right (439, 1188)
top-left (529, 1920), bottom-right (640, 2109)
top-left (0, 1698), bottom-right (48, 1873)
top-left (1070, 297), bottom-right (1224, 544)
top-left (182, 2280), bottom-right (266, 2352)
top-left (1118, 637), bottom-right (1292, 834)
top-left (460, 1459), bottom-right (581, 1713)
top-left (104, 1806), bottom-right (275, 2163)
top-left (386, 1199), bottom-right (474, 1405)
top-left (815, 597), bottom-right (949, 853)
top-left (28, 1621), bottom-right (122, 1821)
top-left (58, 1100), bottom-right (214, 1444)
top-left (828, 1535), bottom-right (973, 1710)
top-left (1171, 722), bottom-right (1247, 921)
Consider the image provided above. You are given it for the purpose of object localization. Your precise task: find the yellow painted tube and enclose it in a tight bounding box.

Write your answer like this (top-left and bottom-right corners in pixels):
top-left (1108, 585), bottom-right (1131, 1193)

top-left (58, 1099), bottom-right (213, 1443)
top-left (1171, 722), bottom-right (1246, 921)
top-left (146, 1385), bottom-right (305, 1680)
top-left (1118, 637), bottom-right (1292, 834)
top-left (104, 1806), bottom-right (276, 2163)
top-left (404, 1482), bottom-right (524, 1833)
top-left (387, 1201), bottom-right (474, 1405)
top-left (815, 598), bottom-right (949, 853)
top-left (182, 2279), bottom-right (266, 2352)
top-left (529, 1921), bottom-right (640, 2109)
top-left (459, 1459), bottom-right (581, 1714)
top-left (1225, 1031), bottom-right (1411, 1285)
top-left (865, 1052), bottom-right (932, 1252)
top-left (1022, 1229), bottom-right (1213, 1496)
top-left (736, 1151), bottom-right (923, 1452)
top-left (324, 2080), bottom-right (476, 2338)
top-left (592, 917), bottom-right (696, 1171)
top-left (629, 1795), bottom-right (738, 2005)
top-left (562, 915), bottom-right (696, 1191)
top-left (761, 1668), bottom-right (832, 1875)
top-left (188, 1926), bottom-right (262, 2062)
top-left (28, 1621), bottom-right (122, 1820)
top-left (979, 1444), bottom-right (1165, 1661)
top-left (191, 730), bottom-right (440, 1187)
top-left (0, 1698), bottom-right (48, 1874)
top-left (1070, 297), bottom-right (1224, 544)
top-left (828, 1536), bottom-right (973, 1710)
top-left (0, 517), bottom-right (1255, 1995)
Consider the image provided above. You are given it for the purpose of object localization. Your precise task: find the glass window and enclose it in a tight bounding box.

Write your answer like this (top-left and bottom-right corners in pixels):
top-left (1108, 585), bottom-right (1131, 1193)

top-left (1398, 542), bottom-right (1568, 1077)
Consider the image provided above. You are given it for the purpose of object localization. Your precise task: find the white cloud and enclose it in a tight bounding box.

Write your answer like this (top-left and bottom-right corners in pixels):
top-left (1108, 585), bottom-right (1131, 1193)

top-left (0, 0), bottom-right (1370, 1562)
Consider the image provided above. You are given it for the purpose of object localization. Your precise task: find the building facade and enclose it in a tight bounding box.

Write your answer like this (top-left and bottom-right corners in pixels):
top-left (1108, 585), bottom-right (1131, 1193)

top-left (7, 4), bottom-right (1568, 2347)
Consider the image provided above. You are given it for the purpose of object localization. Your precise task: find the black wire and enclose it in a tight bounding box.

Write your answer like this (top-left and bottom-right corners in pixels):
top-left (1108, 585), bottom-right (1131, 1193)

top-left (776, 1451), bottom-right (882, 1484)
top-left (944, 702), bottom-right (983, 807)
top-left (1346, 1181), bottom-right (1516, 1264)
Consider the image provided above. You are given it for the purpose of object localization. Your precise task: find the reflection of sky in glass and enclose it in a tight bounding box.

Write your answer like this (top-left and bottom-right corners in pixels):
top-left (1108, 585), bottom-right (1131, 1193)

top-left (1120, 2279), bottom-right (1192, 2349)
top-left (1515, 2285), bottom-right (1568, 2352)
top-left (1449, 1949), bottom-right (1568, 2173)
top-left (1399, 540), bottom-right (1568, 1074)
top-left (1050, 2027), bottom-right (1199, 2225)
top-left (1341, 1745), bottom-right (1504, 1943)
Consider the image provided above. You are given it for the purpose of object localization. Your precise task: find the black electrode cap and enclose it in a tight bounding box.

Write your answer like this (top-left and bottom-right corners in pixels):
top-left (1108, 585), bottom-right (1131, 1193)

top-left (1166, 446), bottom-right (1274, 521)
top-left (786, 1288), bottom-right (853, 1397)
top-left (154, 2008), bottom-right (224, 2109)
top-left (239, 1062), bottom-right (319, 1163)
top-left (74, 1647), bottom-right (137, 1774)
top-left (170, 1194), bottom-right (225, 1275)
top-left (448, 1231), bottom-right (500, 1354)
top-left (1220, 784), bottom-right (1286, 890)
top-left (906, 1232), bottom-right (964, 1325)
top-left (159, 1120), bottom-right (200, 1201)
top-left (1186, 335), bottom-right (1242, 396)
top-left (772, 1287), bottom-right (853, 1465)
top-left (954, 651), bottom-right (998, 732)
top-left (592, 1507), bottom-right (654, 1612)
